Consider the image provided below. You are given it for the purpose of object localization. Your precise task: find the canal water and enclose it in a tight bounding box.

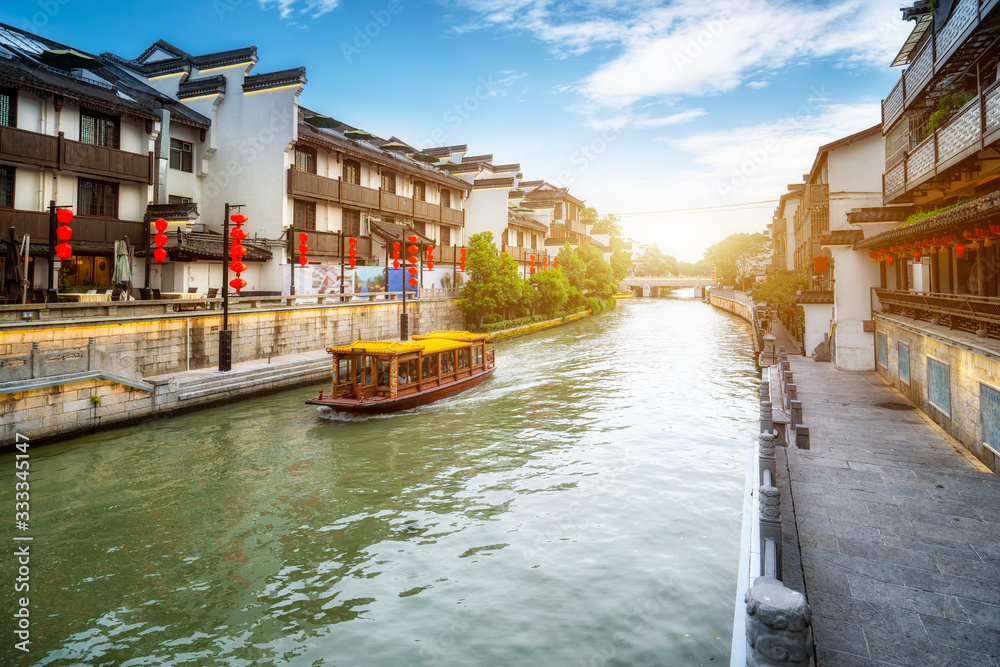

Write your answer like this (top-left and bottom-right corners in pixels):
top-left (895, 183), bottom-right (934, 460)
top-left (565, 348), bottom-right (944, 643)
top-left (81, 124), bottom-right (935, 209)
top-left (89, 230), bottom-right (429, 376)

top-left (3, 294), bottom-right (759, 667)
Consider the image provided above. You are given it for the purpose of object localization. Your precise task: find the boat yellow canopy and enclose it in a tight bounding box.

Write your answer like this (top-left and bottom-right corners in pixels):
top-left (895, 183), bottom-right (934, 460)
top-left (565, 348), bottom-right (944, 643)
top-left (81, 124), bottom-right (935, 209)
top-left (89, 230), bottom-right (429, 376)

top-left (327, 331), bottom-right (488, 356)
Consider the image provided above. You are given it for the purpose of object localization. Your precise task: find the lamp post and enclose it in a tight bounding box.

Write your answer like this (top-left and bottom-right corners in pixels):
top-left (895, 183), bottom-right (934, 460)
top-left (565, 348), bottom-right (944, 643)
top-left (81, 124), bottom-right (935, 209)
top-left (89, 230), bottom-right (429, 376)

top-left (219, 202), bottom-right (245, 372)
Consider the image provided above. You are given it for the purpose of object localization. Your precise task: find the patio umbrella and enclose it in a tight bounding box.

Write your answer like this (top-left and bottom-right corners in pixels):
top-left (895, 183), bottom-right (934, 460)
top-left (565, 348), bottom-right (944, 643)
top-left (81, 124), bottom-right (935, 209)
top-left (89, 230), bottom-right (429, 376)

top-left (112, 237), bottom-right (132, 289)
top-left (411, 153), bottom-right (439, 163)
top-left (380, 140), bottom-right (411, 152)
top-left (344, 129), bottom-right (378, 142)
top-left (39, 48), bottom-right (103, 71)
top-left (303, 114), bottom-right (340, 129)
top-left (3, 227), bottom-right (24, 304)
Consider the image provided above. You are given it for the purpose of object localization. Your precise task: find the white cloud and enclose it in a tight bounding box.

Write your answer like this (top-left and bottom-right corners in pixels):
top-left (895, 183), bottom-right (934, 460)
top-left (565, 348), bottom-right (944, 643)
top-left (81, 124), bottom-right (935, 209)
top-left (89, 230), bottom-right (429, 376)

top-left (634, 109), bottom-right (707, 128)
top-left (746, 80), bottom-right (769, 90)
top-left (259, 0), bottom-right (339, 20)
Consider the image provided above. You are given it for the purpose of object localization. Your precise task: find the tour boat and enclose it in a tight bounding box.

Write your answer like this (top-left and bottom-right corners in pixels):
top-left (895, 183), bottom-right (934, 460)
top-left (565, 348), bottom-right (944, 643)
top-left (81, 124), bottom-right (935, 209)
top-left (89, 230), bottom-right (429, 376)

top-left (306, 330), bottom-right (496, 414)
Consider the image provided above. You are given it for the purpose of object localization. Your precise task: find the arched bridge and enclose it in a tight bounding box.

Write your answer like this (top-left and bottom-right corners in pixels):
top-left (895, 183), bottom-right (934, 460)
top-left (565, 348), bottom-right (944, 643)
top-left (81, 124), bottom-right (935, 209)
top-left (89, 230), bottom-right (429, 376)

top-left (622, 276), bottom-right (716, 297)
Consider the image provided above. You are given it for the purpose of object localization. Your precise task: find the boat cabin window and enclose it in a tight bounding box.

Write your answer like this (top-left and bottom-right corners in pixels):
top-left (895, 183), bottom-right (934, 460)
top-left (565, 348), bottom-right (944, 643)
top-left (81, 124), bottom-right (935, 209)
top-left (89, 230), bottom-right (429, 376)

top-left (422, 355), bottom-right (438, 380)
top-left (399, 358), bottom-right (418, 385)
top-left (457, 348), bottom-right (470, 369)
top-left (355, 355), bottom-right (373, 386)
top-left (377, 359), bottom-right (390, 386)
top-left (472, 345), bottom-right (483, 366)
top-left (443, 352), bottom-right (455, 374)
top-left (337, 358), bottom-right (351, 384)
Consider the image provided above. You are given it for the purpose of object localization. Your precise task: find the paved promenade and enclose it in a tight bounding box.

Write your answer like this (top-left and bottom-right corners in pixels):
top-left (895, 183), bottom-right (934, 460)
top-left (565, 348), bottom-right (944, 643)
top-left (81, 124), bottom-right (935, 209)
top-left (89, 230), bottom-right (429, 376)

top-left (780, 357), bottom-right (1000, 666)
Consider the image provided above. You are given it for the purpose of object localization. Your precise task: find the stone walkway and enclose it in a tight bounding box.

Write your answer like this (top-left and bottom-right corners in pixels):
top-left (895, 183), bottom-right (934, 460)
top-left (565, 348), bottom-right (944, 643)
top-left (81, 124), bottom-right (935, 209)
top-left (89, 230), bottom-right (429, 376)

top-left (781, 357), bottom-right (1000, 666)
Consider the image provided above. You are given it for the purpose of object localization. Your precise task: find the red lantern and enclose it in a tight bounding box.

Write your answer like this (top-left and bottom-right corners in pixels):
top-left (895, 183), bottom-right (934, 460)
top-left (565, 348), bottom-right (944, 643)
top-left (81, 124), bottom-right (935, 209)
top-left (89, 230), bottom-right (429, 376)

top-left (55, 242), bottom-right (72, 259)
top-left (957, 243), bottom-right (965, 258)
top-left (154, 218), bottom-right (167, 233)
top-left (349, 237), bottom-right (357, 247)
top-left (428, 262), bottom-right (434, 269)
top-left (349, 247), bottom-right (357, 257)
top-left (56, 208), bottom-right (74, 224)
top-left (914, 251), bottom-right (921, 261)
top-left (230, 213), bottom-right (248, 224)
top-left (408, 278), bottom-right (419, 287)
top-left (154, 233), bottom-right (168, 247)
top-left (231, 227), bottom-right (248, 240)
top-left (553, 257), bottom-right (558, 268)
top-left (427, 245), bottom-right (434, 253)
top-left (299, 232), bottom-right (309, 243)
top-left (408, 245), bottom-right (418, 254)
top-left (530, 266), bottom-right (536, 274)
top-left (298, 243), bottom-right (308, 255)
top-left (393, 242), bottom-right (399, 250)
top-left (349, 258), bottom-right (356, 268)
top-left (56, 225), bottom-right (73, 241)
top-left (408, 267), bottom-right (419, 275)
top-left (298, 256), bottom-right (308, 267)
top-left (393, 260), bottom-right (400, 269)
top-left (887, 256), bottom-right (892, 265)
top-left (230, 262), bottom-right (248, 273)
top-left (408, 234), bottom-right (418, 243)
top-left (393, 250), bottom-right (400, 259)
top-left (230, 277), bottom-right (247, 291)
top-left (153, 247), bottom-right (167, 263)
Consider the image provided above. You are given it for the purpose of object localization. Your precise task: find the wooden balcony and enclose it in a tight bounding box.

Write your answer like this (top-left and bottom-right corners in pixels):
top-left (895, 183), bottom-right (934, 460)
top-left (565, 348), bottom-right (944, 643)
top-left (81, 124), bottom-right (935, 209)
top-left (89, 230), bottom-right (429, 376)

top-left (380, 191), bottom-right (413, 217)
top-left (414, 199), bottom-right (440, 221)
top-left (441, 206), bottom-right (464, 226)
top-left (0, 126), bottom-right (152, 183)
top-left (289, 226), bottom-right (374, 260)
top-left (877, 288), bottom-right (1000, 341)
top-left (882, 0), bottom-right (992, 130)
top-left (502, 245), bottom-right (541, 262)
top-left (0, 208), bottom-right (144, 247)
top-left (287, 168), bottom-right (340, 203)
top-left (341, 182), bottom-right (380, 209)
top-left (883, 78), bottom-right (1000, 203)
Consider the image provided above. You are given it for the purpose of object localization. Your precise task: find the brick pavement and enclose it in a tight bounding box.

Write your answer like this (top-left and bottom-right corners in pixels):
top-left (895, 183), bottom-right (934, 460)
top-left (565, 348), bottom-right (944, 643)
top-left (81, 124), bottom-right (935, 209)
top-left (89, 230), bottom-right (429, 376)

top-left (781, 357), bottom-right (1000, 666)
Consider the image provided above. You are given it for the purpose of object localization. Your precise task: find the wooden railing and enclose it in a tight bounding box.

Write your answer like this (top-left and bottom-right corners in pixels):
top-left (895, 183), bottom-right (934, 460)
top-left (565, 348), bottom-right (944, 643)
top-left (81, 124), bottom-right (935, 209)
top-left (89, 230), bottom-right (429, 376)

top-left (290, 227), bottom-right (374, 259)
top-left (0, 127), bottom-right (152, 183)
top-left (414, 199), bottom-right (440, 221)
top-left (876, 288), bottom-right (1000, 340)
top-left (286, 168), bottom-right (465, 227)
top-left (881, 0), bottom-right (985, 130)
top-left (380, 191), bottom-right (413, 217)
top-left (884, 78), bottom-right (1000, 202)
top-left (288, 169), bottom-right (340, 202)
top-left (0, 209), bottom-right (144, 245)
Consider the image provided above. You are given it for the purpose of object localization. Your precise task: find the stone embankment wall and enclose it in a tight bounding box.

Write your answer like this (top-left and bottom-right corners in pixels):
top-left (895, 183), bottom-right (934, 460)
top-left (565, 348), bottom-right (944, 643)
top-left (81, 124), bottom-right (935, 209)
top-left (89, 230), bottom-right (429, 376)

top-left (875, 315), bottom-right (999, 472)
top-left (709, 290), bottom-right (761, 353)
top-left (1, 299), bottom-right (462, 446)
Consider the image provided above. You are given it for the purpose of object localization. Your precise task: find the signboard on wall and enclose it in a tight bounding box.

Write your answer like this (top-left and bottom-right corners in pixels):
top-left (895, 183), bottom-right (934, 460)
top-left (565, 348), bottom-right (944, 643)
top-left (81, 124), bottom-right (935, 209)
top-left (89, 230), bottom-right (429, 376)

top-left (898, 342), bottom-right (910, 385)
top-left (927, 357), bottom-right (951, 417)
top-left (876, 332), bottom-right (888, 368)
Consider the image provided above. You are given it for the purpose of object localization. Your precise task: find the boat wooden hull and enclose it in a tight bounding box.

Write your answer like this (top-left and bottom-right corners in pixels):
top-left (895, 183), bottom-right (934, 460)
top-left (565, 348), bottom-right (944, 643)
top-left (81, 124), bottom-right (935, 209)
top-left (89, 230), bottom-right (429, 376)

top-left (306, 367), bottom-right (495, 414)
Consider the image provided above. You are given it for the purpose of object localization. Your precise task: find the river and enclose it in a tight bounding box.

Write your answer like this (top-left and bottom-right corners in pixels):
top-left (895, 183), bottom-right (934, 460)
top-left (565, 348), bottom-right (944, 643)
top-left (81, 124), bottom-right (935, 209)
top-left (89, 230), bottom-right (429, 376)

top-left (2, 293), bottom-right (760, 666)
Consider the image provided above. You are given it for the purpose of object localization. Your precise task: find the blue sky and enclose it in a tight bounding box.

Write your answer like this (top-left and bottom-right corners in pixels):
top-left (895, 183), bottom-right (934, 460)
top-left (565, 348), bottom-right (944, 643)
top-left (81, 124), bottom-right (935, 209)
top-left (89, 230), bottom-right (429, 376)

top-left (0, 0), bottom-right (913, 260)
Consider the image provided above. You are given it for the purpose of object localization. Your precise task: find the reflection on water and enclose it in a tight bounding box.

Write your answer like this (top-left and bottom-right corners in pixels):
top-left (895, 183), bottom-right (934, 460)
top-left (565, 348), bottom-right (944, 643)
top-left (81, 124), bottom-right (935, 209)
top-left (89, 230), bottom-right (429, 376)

top-left (2, 293), bottom-right (759, 666)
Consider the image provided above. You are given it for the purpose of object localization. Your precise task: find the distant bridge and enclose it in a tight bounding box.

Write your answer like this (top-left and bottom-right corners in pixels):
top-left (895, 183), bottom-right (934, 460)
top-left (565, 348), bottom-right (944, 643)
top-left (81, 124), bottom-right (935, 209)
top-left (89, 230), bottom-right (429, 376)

top-left (622, 276), bottom-right (716, 297)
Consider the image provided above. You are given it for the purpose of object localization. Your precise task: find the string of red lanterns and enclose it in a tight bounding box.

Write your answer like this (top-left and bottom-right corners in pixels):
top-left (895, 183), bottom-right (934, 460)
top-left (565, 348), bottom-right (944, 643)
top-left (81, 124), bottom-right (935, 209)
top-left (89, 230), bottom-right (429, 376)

top-left (529, 254), bottom-right (536, 275)
top-left (392, 241), bottom-right (401, 270)
top-left (459, 247), bottom-right (466, 272)
top-left (542, 255), bottom-right (548, 271)
top-left (229, 212), bottom-right (248, 293)
top-left (406, 234), bottom-right (419, 288)
top-left (153, 218), bottom-right (168, 264)
top-left (298, 232), bottom-right (309, 267)
top-left (348, 237), bottom-right (357, 268)
top-left (426, 245), bottom-right (434, 270)
top-left (55, 208), bottom-right (74, 259)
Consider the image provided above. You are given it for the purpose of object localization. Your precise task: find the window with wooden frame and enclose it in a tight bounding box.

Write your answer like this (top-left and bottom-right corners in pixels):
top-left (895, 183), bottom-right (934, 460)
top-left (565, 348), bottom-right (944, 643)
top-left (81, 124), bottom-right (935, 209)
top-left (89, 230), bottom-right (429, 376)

top-left (440, 225), bottom-right (451, 247)
top-left (0, 166), bottom-right (13, 208)
top-left (295, 145), bottom-right (317, 174)
top-left (343, 159), bottom-right (361, 185)
top-left (78, 178), bottom-right (118, 217)
top-left (169, 138), bottom-right (193, 172)
top-left (343, 209), bottom-right (361, 236)
top-left (441, 188), bottom-right (451, 209)
top-left (294, 199), bottom-right (316, 230)
top-left (0, 88), bottom-right (16, 128)
top-left (168, 195), bottom-right (192, 204)
top-left (381, 170), bottom-right (396, 193)
top-left (554, 202), bottom-right (563, 219)
top-left (531, 234), bottom-right (537, 250)
top-left (414, 220), bottom-right (426, 235)
top-left (517, 230), bottom-right (524, 247)
top-left (413, 180), bottom-right (426, 202)
top-left (80, 110), bottom-right (120, 149)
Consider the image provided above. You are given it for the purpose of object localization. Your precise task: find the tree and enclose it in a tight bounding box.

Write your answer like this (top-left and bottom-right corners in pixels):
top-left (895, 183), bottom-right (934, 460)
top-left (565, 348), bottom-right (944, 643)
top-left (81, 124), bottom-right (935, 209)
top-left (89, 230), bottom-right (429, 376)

top-left (704, 232), bottom-right (770, 289)
top-left (459, 231), bottom-right (528, 329)
top-left (591, 213), bottom-right (623, 239)
top-left (750, 270), bottom-right (807, 339)
top-left (577, 244), bottom-right (618, 297)
top-left (610, 237), bottom-right (633, 281)
top-left (678, 259), bottom-right (712, 276)
top-left (636, 245), bottom-right (678, 276)
top-left (529, 268), bottom-right (570, 317)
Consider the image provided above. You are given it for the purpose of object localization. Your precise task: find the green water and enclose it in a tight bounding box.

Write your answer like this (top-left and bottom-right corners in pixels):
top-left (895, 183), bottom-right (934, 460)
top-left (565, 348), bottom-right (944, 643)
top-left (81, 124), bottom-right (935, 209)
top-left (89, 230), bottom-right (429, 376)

top-left (2, 295), bottom-right (759, 666)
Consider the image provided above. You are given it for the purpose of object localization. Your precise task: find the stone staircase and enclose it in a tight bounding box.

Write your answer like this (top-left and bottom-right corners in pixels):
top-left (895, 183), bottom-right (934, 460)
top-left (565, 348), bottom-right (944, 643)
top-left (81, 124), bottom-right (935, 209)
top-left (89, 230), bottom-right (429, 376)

top-left (173, 352), bottom-right (331, 402)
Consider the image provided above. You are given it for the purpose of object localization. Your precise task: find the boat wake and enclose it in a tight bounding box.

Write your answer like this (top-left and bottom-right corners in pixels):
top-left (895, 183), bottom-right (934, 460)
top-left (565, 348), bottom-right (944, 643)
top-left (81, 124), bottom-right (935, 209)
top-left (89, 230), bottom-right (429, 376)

top-left (316, 406), bottom-right (384, 422)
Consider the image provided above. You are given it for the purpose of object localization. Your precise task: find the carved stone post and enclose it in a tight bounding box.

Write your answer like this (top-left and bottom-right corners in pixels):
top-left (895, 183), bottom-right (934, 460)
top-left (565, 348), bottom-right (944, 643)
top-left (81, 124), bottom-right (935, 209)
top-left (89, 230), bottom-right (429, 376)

top-left (796, 424), bottom-right (810, 450)
top-left (758, 485), bottom-right (781, 580)
top-left (759, 333), bottom-right (777, 367)
top-left (789, 400), bottom-right (802, 434)
top-left (87, 337), bottom-right (96, 372)
top-left (745, 577), bottom-right (813, 667)
top-left (759, 432), bottom-right (776, 488)
top-left (782, 371), bottom-right (793, 407)
top-left (30, 342), bottom-right (41, 379)
top-left (760, 379), bottom-right (770, 404)
top-left (760, 401), bottom-right (773, 436)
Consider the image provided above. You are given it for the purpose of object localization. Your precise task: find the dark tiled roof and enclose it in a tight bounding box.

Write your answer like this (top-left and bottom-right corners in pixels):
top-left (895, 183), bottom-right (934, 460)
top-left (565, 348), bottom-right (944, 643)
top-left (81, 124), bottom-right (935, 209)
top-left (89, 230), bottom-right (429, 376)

top-left (243, 67), bottom-right (306, 92)
top-left (508, 212), bottom-right (547, 232)
top-left (369, 220), bottom-right (435, 245)
top-left (463, 154), bottom-right (493, 163)
top-left (819, 230), bottom-right (864, 246)
top-left (847, 206), bottom-right (916, 224)
top-left (111, 42), bottom-right (258, 78)
top-left (854, 190), bottom-right (1000, 250)
top-left (138, 231), bottom-right (271, 262)
top-left (474, 177), bottom-right (516, 189)
top-left (491, 163), bottom-right (520, 172)
top-left (422, 144), bottom-right (467, 156)
top-left (795, 290), bottom-right (834, 304)
top-left (178, 75), bottom-right (226, 99)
